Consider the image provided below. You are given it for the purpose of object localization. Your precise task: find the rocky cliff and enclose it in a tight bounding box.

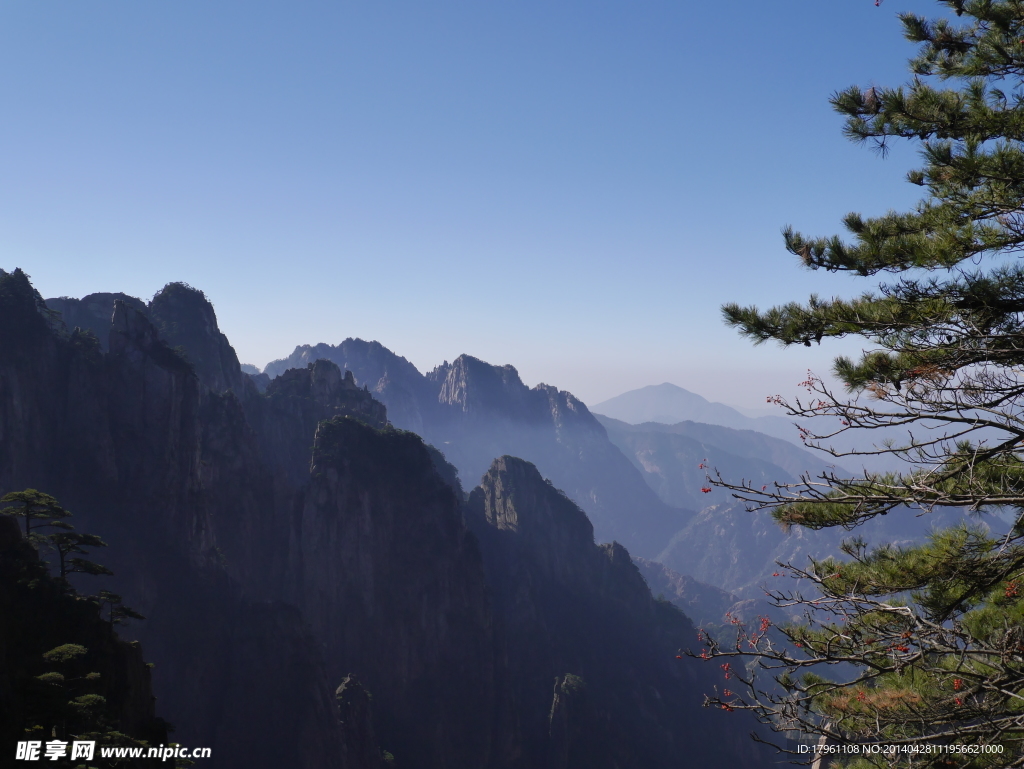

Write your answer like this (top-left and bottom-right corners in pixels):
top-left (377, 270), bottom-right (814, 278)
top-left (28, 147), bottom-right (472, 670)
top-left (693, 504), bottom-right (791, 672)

top-left (465, 456), bottom-right (770, 769)
top-left (293, 418), bottom-right (495, 767)
top-left (263, 340), bottom-right (432, 433)
top-left (0, 516), bottom-right (168, 764)
top-left (46, 283), bottom-right (251, 397)
top-left (45, 292), bottom-right (148, 351)
top-left (264, 342), bottom-right (689, 558)
top-left (14, 272), bottom-right (775, 768)
top-left (15, 271), bottom-right (344, 767)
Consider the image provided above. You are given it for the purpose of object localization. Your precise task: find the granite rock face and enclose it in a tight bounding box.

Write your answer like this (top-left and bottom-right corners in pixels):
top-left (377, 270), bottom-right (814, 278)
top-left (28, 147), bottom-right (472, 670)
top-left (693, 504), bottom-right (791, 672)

top-left (12, 272), bottom-right (777, 768)
top-left (243, 359), bottom-right (390, 496)
top-left (146, 282), bottom-right (250, 397)
top-left (294, 418), bottom-right (495, 767)
top-left (44, 292), bottom-right (148, 350)
top-left (335, 676), bottom-right (382, 769)
top-left (264, 339), bottom-right (431, 433)
top-left (271, 361), bottom-right (387, 430)
top-left (265, 342), bottom-right (689, 558)
top-left (19, 275), bottom-right (494, 767)
top-left (466, 456), bottom-right (771, 769)
top-left (12, 272), bottom-right (342, 767)
top-left (46, 283), bottom-right (250, 397)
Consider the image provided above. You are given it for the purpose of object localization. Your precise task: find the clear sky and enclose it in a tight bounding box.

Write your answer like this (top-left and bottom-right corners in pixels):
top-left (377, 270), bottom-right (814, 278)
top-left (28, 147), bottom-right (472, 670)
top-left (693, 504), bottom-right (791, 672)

top-left (1, 0), bottom-right (941, 409)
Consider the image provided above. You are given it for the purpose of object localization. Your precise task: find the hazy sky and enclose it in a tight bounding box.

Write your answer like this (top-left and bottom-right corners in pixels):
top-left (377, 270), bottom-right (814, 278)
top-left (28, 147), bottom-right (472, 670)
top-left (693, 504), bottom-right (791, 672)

top-left (2, 0), bottom-right (940, 408)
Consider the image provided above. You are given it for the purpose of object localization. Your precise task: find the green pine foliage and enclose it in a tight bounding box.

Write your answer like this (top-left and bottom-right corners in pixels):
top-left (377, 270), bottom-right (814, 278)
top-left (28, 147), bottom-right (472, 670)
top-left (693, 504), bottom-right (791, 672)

top-left (1, 490), bottom-right (115, 590)
top-left (703, 2), bottom-right (1024, 766)
top-left (0, 491), bottom-right (163, 765)
top-left (2, 489), bottom-right (72, 539)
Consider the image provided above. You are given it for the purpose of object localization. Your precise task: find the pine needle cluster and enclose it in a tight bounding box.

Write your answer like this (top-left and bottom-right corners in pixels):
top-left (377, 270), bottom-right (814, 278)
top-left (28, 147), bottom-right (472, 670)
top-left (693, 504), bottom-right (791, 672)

top-left (701, 3), bottom-right (1024, 765)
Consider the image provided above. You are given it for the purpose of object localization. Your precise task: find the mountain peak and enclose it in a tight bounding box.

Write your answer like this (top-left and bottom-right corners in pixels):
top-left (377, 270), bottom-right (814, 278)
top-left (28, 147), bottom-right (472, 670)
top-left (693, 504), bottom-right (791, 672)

top-left (147, 282), bottom-right (246, 395)
top-left (469, 455), bottom-right (594, 548)
top-left (592, 382), bottom-right (801, 446)
top-left (430, 355), bottom-right (530, 415)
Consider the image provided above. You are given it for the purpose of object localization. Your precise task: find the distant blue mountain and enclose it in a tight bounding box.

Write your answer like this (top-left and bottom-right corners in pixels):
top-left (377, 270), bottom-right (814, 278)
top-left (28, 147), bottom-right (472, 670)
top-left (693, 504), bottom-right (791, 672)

top-left (592, 382), bottom-right (910, 473)
top-left (595, 414), bottom-right (845, 512)
top-left (592, 383), bottom-right (801, 445)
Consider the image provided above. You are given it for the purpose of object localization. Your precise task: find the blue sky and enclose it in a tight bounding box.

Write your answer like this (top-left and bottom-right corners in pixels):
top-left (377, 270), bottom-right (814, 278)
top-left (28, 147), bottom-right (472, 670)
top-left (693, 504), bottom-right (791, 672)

top-left (1, 0), bottom-right (940, 408)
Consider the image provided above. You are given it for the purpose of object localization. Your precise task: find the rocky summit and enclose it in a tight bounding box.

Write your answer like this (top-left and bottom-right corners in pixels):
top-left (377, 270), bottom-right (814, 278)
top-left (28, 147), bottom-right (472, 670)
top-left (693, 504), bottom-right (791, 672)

top-left (0, 271), bottom-right (782, 767)
top-left (263, 342), bottom-right (690, 559)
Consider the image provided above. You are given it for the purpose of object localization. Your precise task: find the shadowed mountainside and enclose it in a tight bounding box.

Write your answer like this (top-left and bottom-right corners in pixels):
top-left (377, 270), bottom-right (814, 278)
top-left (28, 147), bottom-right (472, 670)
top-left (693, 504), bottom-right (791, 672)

top-left (23, 274), bottom-right (771, 768)
top-left (26, 276), bottom-right (347, 767)
top-left (263, 341), bottom-right (689, 559)
top-left (466, 456), bottom-right (770, 769)
top-left (47, 283), bottom-right (248, 397)
top-left (0, 516), bottom-right (169, 763)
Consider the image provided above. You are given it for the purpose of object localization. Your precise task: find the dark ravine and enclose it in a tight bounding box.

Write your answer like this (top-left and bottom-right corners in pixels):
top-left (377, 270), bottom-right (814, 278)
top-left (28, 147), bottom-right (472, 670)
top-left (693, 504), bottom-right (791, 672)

top-left (0, 270), bottom-right (774, 767)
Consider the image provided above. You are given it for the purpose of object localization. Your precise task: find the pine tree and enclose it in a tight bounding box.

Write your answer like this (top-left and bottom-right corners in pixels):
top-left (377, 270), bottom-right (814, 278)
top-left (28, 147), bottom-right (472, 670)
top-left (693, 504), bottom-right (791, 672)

top-left (44, 527), bottom-right (113, 587)
top-left (1, 490), bottom-right (113, 591)
top-left (702, 2), bottom-right (1024, 765)
top-left (1, 489), bottom-right (71, 539)
top-left (95, 591), bottom-right (145, 626)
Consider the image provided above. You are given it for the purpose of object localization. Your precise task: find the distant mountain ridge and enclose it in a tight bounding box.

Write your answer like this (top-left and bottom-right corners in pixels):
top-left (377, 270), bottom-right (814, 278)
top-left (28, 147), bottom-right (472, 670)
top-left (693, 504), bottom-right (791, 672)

top-left (672, 501), bottom-right (1000, 599)
top-left (24, 275), bottom-right (772, 767)
top-left (596, 414), bottom-right (844, 511)
top-left (592, 382), bottom-right (912, 473)
top-left (262, 341), bottom-right (690, 559)
top-left (633, 557), bottom-right (781, 628)
top-left (591, 383), bottom-right (801, 445)
top-left (47, 284), bottom-right (250, 397)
